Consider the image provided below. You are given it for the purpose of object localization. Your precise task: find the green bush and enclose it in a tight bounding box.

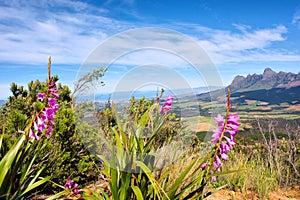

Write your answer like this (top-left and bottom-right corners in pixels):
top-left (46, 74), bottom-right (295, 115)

top-left (96, 96), bottom-right (182, 149)
top-left (71, 90), bottom-right (242, 200)
top-left (219, 147), bottom-right (280, 199)
top-left (0, 77), bottom-right (100, 193)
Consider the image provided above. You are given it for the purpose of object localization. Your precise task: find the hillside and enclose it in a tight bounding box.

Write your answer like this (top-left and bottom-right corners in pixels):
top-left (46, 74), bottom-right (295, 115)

top-left (198, 68), bottom-right (300, 105)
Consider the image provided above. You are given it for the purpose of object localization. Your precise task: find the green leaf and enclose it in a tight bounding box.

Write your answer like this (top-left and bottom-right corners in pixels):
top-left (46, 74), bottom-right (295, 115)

top-left (0, 134), bottom-right (25, 187)
top-left (119, 172), bottom-right (131, 200)
top-left (0, 132), bottom-right (3, 151)
top-left (45, 189), bottom-right (71, 200)
top-left (167, 159), bottom-right (197, 199)
top-left (143, 117), bottom-right (165, 152)
top-left (135, 160), bottom-right (169, 200)
top-left (21, 176), bottom-right (50, 196)
top-left (82, 187), bottom-right (109, 200)
top-left (208, 169), bottom-right (243, 178)
top-left (20, 154), bottom-right (37, 185)
top-left (27, 165), bottom-right (46, 188)
top-left (139, 110), bottom-right (149, 128)
top-left (132, 186), bottom-right (144, 200)
top-left (175, 174), bottom-right (204, 200)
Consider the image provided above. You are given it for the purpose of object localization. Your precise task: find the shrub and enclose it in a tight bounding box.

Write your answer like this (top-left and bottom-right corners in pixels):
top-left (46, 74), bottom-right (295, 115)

top-left (0, 62), bottom-right (100, 194)
top-left (66, 89), bottom-right (241, 199)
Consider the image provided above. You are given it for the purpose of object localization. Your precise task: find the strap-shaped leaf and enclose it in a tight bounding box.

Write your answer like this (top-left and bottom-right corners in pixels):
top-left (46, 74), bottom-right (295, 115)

top-left (0, 134), bottom-right (25, 187)
top-left (21, 176), bottom-right (50, 196)
top-left (166, 159), bottom-right (197, 199)
top-left (135, 160), bottom-right (170, 200)
top-left (132, 186), bottom-right (144, 200)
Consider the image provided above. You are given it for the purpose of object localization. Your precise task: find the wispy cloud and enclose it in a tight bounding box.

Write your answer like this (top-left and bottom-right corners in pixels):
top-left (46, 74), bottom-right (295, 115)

top-left (0, 0), bottom-right (134, 64)
top-left (198, 25), bottom-right (286, 51)
top-left (185, 24), bottom-right (300, 64)
top-left (292, 6), bottom-right (300, 28)
top-left (1, 0), bottom-right (300, 67)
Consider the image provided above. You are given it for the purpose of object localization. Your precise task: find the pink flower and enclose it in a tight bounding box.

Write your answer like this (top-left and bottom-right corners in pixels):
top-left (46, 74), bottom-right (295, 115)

top-left (31, 78), bottom-right (59, 140)
top-left (221, 153), bottom-right (229, 161)
top-left (200, 162), bottom-right (208, 169)
top-left (224, 136), bottom-right (235, 148)
top-left (208, 109), bottom-right (240, 180)
top-left (64, 177), bottom-right (80, 195)
top-left (37, 93), bottom-right (46, 101)
top-left (212, 176), bottom-right (216, 182)
top-left (18, 77), bottom-right (59, 141)
top-left (215, 155), bottom-right (222, 167)
top-left (74, 189), bottom-right (79, 195)
top-left (29, 128), bottom-right (40, 141)
top-left (214, 114), bottom-right (224, 126)
top-left (211, 127), bottom-right (222, 145)
top-left (48, 98), bottom-right (57, 107)
top-left (49, 81), bottom-right (55, 87)
top-left (220, 141), bottom-right (229, 151)
top-left (161, 94), bottom-right (173, 114)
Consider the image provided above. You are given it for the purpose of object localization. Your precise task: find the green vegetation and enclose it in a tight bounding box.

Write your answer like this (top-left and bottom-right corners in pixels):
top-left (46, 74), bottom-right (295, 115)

top-left (0, 61), bottom-right (299, 199)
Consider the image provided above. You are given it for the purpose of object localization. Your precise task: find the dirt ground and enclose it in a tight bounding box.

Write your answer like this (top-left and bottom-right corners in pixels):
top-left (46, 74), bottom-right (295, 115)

top-left (206, 186), bottom-right (300, 200)
top-left (34, 184), bottom-right (300, 199)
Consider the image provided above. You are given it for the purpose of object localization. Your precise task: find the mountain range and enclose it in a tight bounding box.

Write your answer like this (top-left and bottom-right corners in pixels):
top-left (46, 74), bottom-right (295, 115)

top-left (198, 68), bottom-right (300, 105)
top-left (230, 68), bottom-right (300, 92)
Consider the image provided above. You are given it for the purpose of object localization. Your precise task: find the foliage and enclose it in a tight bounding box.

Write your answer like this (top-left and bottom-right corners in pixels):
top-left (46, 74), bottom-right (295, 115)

top-left (69, 90), bottom-right (241, 200)
top-left (218, 121), bottom-right (300, 199)
top-left (0, 75), bottom-right (100, 193)
top-left (0, 132), bottom-right (50, 199)
top-left (6, 59), bottom-right (298, 199)
top-left (218, 149), bottom-right (279, 199)
top-left (0, 68), bottom-right (60, 199)
top-left (96, 95), bottom-right (182, 149)
top-left (44, 100), bottom-right (100, 187)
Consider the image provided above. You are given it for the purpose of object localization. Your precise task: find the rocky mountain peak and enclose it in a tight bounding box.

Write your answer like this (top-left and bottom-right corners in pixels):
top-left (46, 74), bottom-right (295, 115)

top-left (229, 68), bottom-right (300, 92)
top-left (262, 67), bottom-right (277, 80)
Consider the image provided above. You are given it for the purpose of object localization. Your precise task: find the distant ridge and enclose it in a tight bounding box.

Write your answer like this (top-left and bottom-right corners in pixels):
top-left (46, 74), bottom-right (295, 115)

top-left (230, 68), bottom-right (300, 92)
top-left (198, 68), bottom-right (300, 105)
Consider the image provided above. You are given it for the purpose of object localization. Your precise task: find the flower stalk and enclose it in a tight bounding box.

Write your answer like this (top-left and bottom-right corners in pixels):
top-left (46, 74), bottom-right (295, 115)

top-left (201, 88), bottom-right (240, 181)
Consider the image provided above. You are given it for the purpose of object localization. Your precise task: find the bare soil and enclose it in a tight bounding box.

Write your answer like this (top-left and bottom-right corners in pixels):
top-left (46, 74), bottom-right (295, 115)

top-left (206, 186), bottom-right (300, 200)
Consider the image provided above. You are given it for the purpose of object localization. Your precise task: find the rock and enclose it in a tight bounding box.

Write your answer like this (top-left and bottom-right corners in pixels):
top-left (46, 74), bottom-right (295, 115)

top-left (229, 68), bottom-right (300, 92)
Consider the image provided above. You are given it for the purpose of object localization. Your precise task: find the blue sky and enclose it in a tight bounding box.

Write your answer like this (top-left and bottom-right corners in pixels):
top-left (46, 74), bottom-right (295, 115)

top-left (1, 0), bottom-right (300, 99)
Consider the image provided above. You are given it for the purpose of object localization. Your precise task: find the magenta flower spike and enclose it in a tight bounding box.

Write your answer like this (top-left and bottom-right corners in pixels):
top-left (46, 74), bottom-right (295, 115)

top-left (211, 127), bottom-right (222, 145)
top-left (64, 177), bottom-right (80, 195)
top-left (214, 114), bottom-right (224, 126)
top-left (37, 93), bottom-right (46, 101)
top-left (200, 162), bottom-right (208, 169)
top-left (29, 128), bottom-right (40, 141)
top-left (221, 153), bottom-right (229, 161)
top-left (161, 94), bottom-right (173, 114)
top-left (24, 77), bottom-right (60, 140)
top-left (204, 89), bottom-right (240, 181)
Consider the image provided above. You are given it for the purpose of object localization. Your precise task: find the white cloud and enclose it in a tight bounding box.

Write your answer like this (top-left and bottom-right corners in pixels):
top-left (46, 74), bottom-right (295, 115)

top-left (0, 0), bottom-right (133, 64)
top-left (292, 7), bottom-right (300, 28)
top-left (191, 25), bottom-right (292, 64)
top-left (0, 0), bottom-right (300, 68)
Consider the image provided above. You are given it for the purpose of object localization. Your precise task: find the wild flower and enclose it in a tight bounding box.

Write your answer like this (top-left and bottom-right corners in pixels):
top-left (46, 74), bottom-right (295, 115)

top-left (161, 94), bottom-right (173, 114)
top-left (65, 177), bottom-right (79, 195)
top-left (202, 90), bottom-right (240, 181)
top-left (29, 78), bottom-right (59, 140)
top-left (1, 59), bottom-right (59, 199)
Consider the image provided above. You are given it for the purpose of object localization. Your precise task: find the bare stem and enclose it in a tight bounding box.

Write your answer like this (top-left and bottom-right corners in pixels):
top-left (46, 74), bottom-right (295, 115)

top-left (48, 56), bottom-right (51, 82)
